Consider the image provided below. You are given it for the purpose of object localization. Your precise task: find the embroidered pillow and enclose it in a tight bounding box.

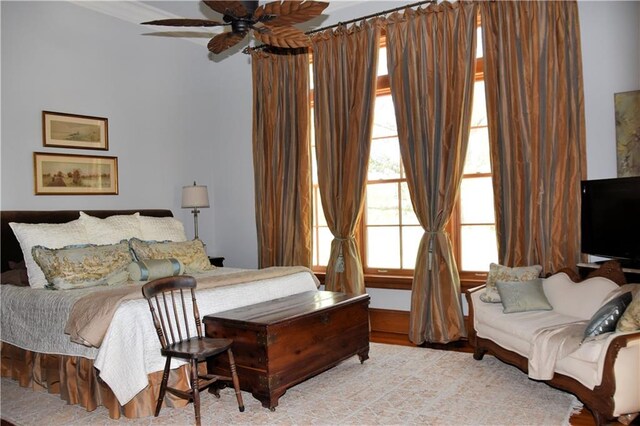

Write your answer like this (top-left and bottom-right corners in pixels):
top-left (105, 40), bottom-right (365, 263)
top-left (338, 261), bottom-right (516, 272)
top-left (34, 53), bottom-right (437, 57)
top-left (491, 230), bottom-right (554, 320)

top-left (496, 279), bottom-right (553, 313)
top-left (79, 212), bottom-right (144, 245)
top-left (480, 263), bottom-right (543, 303)
top-left (138, 215), bottom-right (187, 242)
top-left (128, 258), bottom-right (185, 281)
top-left (616, 286), bottom-right (640, 332)
top-left (9, 219), bottom-right (90, 288)
top-left (32, 241), bottom-right (133, 290)
top-left (129, 238), bottom-right (212, 274)
top-left (584, 292), bottom-right (633, 339)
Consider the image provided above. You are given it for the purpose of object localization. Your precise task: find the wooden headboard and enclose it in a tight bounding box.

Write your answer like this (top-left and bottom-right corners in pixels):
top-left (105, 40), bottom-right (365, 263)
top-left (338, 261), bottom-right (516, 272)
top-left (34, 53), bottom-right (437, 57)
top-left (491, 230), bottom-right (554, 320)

top-left (0, 209), bottom-right (173, 272)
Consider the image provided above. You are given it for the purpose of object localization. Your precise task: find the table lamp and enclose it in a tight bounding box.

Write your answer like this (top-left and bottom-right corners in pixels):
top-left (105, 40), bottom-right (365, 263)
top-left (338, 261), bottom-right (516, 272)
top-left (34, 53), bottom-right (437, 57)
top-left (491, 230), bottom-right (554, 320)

top-left (181, 181), bottom-right (209, 240)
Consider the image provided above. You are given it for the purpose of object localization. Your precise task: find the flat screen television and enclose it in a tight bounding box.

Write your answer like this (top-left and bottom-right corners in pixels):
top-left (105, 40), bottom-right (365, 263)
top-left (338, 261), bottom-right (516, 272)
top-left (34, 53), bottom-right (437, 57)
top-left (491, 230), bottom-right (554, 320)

top-left (581, 176), bottom-right (640, 268)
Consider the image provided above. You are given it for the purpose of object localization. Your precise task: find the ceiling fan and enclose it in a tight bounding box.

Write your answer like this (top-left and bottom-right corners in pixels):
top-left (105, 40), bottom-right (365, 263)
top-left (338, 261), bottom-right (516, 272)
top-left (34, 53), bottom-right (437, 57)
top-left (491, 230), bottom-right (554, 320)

top-left (142, 1), bottom-right (329, 54)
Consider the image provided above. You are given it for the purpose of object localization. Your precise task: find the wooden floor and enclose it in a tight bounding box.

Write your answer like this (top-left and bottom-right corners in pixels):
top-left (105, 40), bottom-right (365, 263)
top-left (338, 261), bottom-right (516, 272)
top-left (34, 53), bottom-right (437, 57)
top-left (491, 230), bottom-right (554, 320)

top-left (370, 331), bottom-right (604, 426)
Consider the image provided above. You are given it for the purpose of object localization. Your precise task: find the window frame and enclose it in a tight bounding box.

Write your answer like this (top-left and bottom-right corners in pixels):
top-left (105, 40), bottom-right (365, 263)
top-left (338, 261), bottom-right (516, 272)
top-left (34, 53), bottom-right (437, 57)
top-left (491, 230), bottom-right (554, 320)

top-left (311, 30), bottom-right (493, 291)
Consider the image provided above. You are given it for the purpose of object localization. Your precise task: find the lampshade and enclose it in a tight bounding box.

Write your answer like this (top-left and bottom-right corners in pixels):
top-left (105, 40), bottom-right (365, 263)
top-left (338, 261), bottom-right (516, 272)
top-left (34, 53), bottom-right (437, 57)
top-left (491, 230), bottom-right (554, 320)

top-left (181, 183), bottom-right (210, 209)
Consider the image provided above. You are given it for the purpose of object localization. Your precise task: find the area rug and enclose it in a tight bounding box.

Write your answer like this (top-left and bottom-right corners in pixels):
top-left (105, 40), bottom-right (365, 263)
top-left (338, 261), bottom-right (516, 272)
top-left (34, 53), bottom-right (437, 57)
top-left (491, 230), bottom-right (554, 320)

top-left (1, 343), bottom-right (582, 425)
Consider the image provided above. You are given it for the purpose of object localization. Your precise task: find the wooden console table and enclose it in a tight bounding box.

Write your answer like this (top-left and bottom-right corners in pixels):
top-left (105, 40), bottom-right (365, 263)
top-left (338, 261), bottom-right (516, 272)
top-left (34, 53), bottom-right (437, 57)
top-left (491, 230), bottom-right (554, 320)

top-left (203, 291), bottom-right (370, 410)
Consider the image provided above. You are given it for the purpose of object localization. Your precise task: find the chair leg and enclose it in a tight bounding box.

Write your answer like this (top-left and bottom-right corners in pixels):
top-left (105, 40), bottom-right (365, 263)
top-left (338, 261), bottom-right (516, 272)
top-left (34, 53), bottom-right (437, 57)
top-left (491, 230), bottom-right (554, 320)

top-left (227, 349), bottom-right (245, 412)
top-left (190, 359), bottom-right (202, 426)
top-left (156, 356), bottom-right (172, 417)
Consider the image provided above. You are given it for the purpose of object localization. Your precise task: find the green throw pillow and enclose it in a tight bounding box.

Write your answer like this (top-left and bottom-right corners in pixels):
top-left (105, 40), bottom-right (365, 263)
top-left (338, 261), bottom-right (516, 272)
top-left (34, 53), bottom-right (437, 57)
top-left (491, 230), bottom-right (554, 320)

top-left (496, 278), bottom-right (553, 314)
top-left (480, 263), bottom-right (543, 303)
top-left (128, 258), bottom-right (185, 281)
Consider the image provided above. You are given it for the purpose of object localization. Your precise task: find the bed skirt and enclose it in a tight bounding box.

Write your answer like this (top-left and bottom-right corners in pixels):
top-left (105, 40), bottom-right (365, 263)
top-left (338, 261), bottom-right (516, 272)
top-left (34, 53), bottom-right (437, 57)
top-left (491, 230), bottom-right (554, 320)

top-left (0, 342), bottom-right (192, 419)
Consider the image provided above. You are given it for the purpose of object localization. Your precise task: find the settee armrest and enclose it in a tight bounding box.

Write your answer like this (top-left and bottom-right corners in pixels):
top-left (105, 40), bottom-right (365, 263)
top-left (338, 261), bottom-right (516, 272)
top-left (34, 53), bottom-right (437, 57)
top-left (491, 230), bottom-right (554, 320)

top-left (600, 330), bottom-right (640, 419)
top-left (464, 284), bottom-right (486, 347)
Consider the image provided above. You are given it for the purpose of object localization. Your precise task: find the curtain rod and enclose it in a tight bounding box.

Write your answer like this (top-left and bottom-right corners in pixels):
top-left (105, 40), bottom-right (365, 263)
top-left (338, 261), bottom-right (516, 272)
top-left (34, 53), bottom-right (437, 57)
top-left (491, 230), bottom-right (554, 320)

top-left (244, 0), bottom-right (436, 54)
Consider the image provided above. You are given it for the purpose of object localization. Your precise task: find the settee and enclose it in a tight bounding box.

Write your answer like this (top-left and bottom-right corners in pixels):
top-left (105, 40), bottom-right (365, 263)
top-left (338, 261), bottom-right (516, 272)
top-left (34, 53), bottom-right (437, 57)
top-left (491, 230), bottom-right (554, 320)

top-left (466, 272), bottom-right (640, 425)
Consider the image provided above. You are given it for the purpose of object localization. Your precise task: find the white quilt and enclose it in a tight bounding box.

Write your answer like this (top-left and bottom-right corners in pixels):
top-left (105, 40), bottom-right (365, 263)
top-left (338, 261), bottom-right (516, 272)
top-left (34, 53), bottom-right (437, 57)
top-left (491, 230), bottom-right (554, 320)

top-left (1, 267), bottom-right (319, 404)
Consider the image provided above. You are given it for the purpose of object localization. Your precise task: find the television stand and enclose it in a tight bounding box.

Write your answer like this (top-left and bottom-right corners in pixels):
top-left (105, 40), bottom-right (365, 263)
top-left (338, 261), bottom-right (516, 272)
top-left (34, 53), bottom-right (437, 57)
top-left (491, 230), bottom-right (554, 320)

top-left (577, 262), bottom-right (640, 283)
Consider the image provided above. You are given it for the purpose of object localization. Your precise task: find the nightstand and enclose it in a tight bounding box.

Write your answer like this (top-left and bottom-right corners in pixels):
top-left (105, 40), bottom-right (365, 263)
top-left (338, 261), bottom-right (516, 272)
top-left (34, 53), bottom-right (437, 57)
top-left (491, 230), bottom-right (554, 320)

top-left (209, 257), bottom-right (225, 267)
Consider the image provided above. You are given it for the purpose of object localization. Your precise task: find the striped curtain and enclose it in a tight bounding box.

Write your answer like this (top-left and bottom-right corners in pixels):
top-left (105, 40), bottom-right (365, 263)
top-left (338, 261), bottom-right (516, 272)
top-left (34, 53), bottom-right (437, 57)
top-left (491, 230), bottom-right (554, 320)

top-left (385, 1), bottom-right (478, 344)
top-left (251, 48), bottom-right (312, 268)
top-left (311, 20), bottom-right (382, 294)
top-left (480, 0), bottom-right (586, 274)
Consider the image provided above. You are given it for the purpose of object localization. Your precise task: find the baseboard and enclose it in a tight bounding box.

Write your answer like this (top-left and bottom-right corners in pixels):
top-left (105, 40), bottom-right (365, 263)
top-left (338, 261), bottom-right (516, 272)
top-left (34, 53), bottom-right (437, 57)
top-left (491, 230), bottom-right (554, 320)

top-left (369, 308), bottom-right (410, 335)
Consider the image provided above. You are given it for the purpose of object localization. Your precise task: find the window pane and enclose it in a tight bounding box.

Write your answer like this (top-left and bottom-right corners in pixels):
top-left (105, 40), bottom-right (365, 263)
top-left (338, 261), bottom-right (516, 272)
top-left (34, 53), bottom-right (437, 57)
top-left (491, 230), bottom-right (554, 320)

top-left (401, 226), bottom-right (422, 269)
top-left (367, 226), bottom-right (400, 269)
top-left (378, 46), bottom-right (388, 76)
top-left (471, 81), bottom-right (487, 127)
top-left (366, 183), bottom-right (400, 225)
top-left (372, 95), bottom-right (397, 139)
top-left (460, 177), bottom-right (495, 224)
top-left (463, 127), bottom-right (491, 174)
top-left (461, 225), bottom-right (498, 271)
top-left (314, 187), bottom-right (327, 227)
top-left (369, 137), bottom-right (401, 180)
top-left (318, 227), bottom-right (333, 266)
top-left (476, 26), bottom-right (483, 58)
top-left (400, 183), bottom-right (420, 225)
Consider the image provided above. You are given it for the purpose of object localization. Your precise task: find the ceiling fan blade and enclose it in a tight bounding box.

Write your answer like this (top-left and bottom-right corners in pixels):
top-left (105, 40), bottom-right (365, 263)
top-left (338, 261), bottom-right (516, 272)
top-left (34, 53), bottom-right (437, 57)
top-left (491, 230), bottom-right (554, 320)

top-left (207, 31), bottom-right (248, 53)
top-left (141, 18), bottom-right (225, 27)
top-left (203, 1), bottom-right (249, 18)
top-left (253, 25), bottom-right (310, 49)
top-left (254, 1), bottom-right (329, 26)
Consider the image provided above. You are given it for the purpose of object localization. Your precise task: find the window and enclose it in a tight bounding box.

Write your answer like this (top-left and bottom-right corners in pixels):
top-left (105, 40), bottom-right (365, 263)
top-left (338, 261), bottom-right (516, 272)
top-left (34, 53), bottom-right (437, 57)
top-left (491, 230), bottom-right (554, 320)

top-left (311, 27), bottom-right (497, 285)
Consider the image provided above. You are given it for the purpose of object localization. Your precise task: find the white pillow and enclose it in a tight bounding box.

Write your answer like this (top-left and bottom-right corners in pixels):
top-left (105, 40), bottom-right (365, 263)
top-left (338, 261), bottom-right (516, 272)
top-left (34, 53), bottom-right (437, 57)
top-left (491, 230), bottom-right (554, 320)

top-left (9, 219), bottom-right (90, 288)
top-left (138, 215), bottom-right (187, 242)
top-left (79, 211), bottom-right (144, 244)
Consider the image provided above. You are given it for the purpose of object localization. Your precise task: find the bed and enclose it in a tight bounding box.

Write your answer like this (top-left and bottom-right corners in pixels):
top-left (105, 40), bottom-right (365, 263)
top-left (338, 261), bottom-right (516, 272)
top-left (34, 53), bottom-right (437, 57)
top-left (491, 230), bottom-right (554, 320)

top-left (0, 209), bottom-right (319, 419)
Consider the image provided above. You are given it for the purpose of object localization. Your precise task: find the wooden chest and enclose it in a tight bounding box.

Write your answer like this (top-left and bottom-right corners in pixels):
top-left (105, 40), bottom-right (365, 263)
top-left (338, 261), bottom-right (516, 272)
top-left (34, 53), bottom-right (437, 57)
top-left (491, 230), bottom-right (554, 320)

top-left (203, 290), bottom-right (370, 410)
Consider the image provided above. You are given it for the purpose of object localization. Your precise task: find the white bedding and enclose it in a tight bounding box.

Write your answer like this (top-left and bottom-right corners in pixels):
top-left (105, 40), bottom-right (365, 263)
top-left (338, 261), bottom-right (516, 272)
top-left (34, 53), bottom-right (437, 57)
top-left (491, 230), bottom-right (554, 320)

top-left (1, 267), bottom-right (319, 404)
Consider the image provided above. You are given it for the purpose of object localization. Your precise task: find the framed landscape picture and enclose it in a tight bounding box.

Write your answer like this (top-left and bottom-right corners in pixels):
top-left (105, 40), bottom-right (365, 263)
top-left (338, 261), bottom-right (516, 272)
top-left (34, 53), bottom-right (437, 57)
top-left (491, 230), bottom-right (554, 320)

top-left (615, 90), bottom-right (640, 177)
top-left (42, 111), bottom-right (109, 150)
top-left (34, 152), bottom-right (118, 195)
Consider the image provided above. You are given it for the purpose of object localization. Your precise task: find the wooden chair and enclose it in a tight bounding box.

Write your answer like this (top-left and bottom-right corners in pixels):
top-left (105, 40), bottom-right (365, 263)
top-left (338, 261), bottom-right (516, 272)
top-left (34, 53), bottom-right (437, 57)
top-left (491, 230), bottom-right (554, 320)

top-left (142, 276), bottom-right (244, 426)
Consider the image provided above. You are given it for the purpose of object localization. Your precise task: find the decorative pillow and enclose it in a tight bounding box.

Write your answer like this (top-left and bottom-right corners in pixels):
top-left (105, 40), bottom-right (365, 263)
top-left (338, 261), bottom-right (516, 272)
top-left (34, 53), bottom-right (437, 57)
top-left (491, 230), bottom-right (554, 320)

top-left (616, 286), bottom-right (640, 332)
top-left (9, 219), bottom-right (90, 289)
top-left (79, 212), bottom-right (144, 245)
top-left (480, 263), bottom-right (543, 303)
top-left (584, 292), bottom-right (633, 339)
top-left (32, 241), bottom-right (133, 290)
top-left (129, 238), bottom-right (213, 274)
top-left (138, 215), bottom-right (187, 242)
top-left (128, 258), bottom-right (185, 281)
top-left (496, 279), bottom-right (553, 313)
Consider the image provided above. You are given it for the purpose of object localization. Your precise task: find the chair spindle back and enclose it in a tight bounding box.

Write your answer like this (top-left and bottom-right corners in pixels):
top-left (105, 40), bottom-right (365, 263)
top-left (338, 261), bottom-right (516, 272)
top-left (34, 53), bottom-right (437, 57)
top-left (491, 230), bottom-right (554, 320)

top-left (142, 276), bottom-right (203, 349)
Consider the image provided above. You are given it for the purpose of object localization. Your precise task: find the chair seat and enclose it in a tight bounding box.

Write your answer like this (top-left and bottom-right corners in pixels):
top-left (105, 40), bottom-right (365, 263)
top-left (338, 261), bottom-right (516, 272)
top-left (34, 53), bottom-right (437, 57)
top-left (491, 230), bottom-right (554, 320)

top-left (162, 337), bottom-right (233, 361)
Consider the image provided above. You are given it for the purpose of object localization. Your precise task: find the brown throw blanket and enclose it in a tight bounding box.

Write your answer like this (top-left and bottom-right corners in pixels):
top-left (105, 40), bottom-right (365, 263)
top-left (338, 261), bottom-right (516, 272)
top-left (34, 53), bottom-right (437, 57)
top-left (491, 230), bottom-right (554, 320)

top-left (64, 266), bottom-right (319, 348)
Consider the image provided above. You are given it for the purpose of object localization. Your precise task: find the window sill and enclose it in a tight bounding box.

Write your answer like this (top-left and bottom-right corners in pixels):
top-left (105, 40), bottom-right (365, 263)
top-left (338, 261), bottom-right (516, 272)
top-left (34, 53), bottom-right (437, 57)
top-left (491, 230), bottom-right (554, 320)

top-left (313, 272), bottom-right (485, 292)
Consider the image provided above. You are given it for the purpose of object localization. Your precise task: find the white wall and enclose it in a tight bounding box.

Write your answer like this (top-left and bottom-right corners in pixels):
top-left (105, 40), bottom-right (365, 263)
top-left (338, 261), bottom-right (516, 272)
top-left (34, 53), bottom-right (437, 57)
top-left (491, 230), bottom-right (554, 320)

top-left (1, 1), bottom-right (638, 308)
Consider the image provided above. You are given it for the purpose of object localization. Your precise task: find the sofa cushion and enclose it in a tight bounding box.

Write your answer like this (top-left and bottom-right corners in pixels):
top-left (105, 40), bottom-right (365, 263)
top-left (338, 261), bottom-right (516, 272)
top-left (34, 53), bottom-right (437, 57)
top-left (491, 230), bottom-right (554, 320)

top-left (496, 279), bottom-right (553, 313)
top-left (480, 263), bottom-right (543, 303)
top-left (542, 272), bottom-right (619, 320)
top-left (584, 292), bottom-right (633, 339)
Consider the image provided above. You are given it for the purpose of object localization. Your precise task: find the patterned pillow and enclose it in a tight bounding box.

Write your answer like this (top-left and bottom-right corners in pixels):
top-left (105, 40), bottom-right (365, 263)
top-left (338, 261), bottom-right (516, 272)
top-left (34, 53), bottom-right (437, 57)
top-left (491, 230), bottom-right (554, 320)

top-left (138, 216), bottom-right (187, 242)
top-left (496, 279), bottom-right (553, 313)
top-left (616, 286), bottom-right (640, 332)
top-left (129, 238), bottom-right (213, 274)
top-left (128, 258), bottom-right (185, 281)
top-left (9, 219), bottom-right (90, 288)
top-left (480, 263), bottom-right (543, 303)
top-left (32, 241), bottom-right (133, 290)
top-left (79, 212), bottom-right (144, 245)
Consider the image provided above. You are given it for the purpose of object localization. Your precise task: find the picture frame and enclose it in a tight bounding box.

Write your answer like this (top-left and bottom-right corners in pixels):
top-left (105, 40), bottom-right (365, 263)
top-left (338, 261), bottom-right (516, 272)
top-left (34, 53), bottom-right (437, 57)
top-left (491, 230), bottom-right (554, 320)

top-left (42, 111), bottom-right (109, 150)
top-left (34, 152), bottom-right (118, 195)
top-left (614, 90), bottom-right (640, 177)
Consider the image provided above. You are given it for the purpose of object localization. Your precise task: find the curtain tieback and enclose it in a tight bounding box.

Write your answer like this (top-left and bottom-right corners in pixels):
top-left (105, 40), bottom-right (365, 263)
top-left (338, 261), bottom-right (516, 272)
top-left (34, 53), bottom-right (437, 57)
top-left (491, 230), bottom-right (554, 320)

top-left (334, 236), bottom-right (354, 273)
top-left (424, 231), bottom-right (442, 271)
